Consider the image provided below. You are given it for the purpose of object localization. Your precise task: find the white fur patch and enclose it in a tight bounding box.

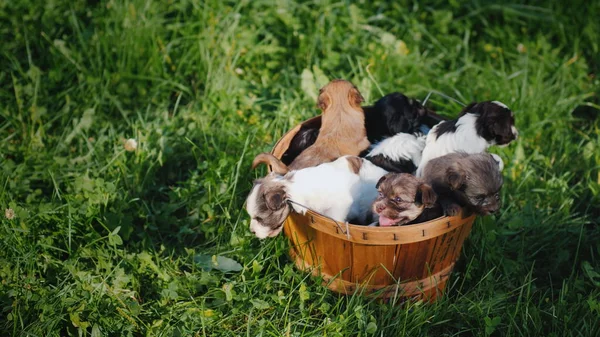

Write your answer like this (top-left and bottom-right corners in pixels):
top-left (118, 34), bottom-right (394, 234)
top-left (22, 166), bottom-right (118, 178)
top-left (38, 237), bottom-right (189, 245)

top-left (245, 184), bottom-right (260, 220)
top-left (250, 219), bottom-right (277, 239)
top-left (367, 133), bottom-right (426, 167)
top-left (492, 101), bottom-right (509, 109)
top-left (349, 160), bottom-right (389, 224)
top-left (490, 153), bottom-right (505, 172)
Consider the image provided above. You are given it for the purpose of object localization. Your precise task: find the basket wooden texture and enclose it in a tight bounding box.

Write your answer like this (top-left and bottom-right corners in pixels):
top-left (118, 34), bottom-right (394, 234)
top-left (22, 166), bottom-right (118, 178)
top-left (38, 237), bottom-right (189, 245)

top-left (270, 116), bottom-right (476, 302)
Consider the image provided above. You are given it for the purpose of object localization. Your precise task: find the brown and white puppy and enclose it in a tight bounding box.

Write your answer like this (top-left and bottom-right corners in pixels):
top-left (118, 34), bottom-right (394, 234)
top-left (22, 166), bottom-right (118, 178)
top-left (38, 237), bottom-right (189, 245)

top-left (253, 79), bottom-right (369, 174)
top-left (246, 156), bottom-right (388, 238)
top-left (421, 152), bottom-right (503, 216)
top-left (371, 173), bottom-right (442, 226)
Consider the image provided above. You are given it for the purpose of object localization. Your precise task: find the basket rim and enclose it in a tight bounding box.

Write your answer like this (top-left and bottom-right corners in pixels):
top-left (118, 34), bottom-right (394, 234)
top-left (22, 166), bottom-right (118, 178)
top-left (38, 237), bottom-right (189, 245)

top-left (270, 115), bottom-right (476, 244)
top-left (287, 210), bottom-right (475, 245)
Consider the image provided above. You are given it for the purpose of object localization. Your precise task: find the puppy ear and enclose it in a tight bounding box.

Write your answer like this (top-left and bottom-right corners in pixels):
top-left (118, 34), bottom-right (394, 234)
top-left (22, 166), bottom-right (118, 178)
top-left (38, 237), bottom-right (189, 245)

top-left (415, 183), bottom-right (437, 208)
top-left (265, 188), bottom-right (286, 211)
top-left (348, 86), bottom-right (364, 107)
top-left (317, 88), bottom-right (330, 111)
top-left (376, 174), bottom-right (388, 189)
top-left (446, 164), bottom-right (466, 190)
top-left (459, 102), bottom-right (478, 117)
top-left (490, 153), bottom-right (504, 171)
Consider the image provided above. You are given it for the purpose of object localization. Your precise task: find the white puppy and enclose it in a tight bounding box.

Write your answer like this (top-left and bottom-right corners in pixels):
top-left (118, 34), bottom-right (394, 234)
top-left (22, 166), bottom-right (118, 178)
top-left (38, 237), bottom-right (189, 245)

top-left (246, 156), bottom-right (387, 239)
top-left (416, 101), bottom-right (518, 177)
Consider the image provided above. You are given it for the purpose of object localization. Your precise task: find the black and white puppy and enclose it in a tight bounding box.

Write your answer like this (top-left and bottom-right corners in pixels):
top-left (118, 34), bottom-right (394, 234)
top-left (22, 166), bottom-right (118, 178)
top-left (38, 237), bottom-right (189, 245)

top-left (421, 152), bottom-right (504, 216)
top-left (246, 156), bottom-right (387, 238)
top-left (416, 101), bottom-right (518, 177)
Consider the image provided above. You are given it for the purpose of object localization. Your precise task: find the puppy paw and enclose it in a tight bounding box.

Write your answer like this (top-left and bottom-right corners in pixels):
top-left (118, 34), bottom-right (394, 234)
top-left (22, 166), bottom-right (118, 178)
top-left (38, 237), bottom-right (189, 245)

top-left (443, 203), bottom-right (462, 217)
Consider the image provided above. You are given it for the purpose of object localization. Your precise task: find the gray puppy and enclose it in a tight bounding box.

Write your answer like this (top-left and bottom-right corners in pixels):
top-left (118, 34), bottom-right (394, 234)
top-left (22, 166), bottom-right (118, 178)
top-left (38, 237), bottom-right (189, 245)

top-left (421, 152), bottom-right (503, 216)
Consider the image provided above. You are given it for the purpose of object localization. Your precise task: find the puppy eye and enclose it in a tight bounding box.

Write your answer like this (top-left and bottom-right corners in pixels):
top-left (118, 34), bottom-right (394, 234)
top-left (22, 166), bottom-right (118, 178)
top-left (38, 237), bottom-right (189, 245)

top-left (378, 192), bottom-right (383, 198)
top-left (254, 216), bottom-right (262, 222)
top-left (477, 194), bottom-right (486, 200)
top-left (495, 193), bottom-right (500, 200)
top-left (394, 196), bottom-right (404, 203)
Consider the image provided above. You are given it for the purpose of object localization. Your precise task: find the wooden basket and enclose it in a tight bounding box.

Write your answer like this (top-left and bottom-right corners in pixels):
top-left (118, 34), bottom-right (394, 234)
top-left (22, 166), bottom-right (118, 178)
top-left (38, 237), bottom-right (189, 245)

top-left (270, 116), bottom-right (476, 302)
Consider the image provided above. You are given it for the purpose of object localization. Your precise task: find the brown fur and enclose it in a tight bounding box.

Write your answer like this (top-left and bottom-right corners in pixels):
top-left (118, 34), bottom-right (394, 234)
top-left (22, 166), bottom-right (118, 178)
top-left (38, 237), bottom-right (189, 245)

top-left (372, 173), bottom-right (442, 226)
top-left (346, 156), bottom-right (363, 174)
top-left (252, 153), bottom-right (289, 174)
top-left (252, 79), bottom-right (370, 173)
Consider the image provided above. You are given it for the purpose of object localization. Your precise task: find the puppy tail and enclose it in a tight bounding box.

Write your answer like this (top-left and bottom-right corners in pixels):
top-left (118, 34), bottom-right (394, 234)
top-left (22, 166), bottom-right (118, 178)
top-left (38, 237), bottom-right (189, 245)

top-left (252, 153), bottom-right (289, 174)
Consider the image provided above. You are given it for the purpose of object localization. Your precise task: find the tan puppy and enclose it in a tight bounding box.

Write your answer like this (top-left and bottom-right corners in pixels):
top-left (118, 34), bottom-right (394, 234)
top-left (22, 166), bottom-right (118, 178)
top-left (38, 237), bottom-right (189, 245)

top-left (253, 79), bottom-right (370, 174)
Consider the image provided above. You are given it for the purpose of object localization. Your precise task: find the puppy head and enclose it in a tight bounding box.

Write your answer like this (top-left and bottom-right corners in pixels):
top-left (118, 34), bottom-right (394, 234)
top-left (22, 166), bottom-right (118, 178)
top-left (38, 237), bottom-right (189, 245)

top-left (317, 79), bottom-right (364, 111)
top-left (373, 93), bottom-right (428, 134)
top-left (245, 175), bottom-right (291, 239)
top-left (445, 153), bottom-right (504, 215)
top-left (372, 173), bottom-right (437, 226)
top-left (466, 101), bottom-right (518, 146)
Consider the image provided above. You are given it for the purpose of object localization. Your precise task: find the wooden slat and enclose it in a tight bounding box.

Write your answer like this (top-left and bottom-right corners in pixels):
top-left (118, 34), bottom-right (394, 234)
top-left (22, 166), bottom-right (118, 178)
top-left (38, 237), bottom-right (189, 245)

top-left (313, 229), bottom-right (353, 280)
top-left (350, 243), bottom-right (397, 285)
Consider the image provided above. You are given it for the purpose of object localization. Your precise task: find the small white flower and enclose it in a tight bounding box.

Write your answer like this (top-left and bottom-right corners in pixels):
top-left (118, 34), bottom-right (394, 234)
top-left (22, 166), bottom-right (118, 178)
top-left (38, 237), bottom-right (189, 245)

top-left (5, 208), bottom-right (15, 220)
top-left (124, 138), bottom-right (138, 152)
top-left (517, 43), bottom-right (526, 53)
top-left (235, 68), bottom-right (243, 75)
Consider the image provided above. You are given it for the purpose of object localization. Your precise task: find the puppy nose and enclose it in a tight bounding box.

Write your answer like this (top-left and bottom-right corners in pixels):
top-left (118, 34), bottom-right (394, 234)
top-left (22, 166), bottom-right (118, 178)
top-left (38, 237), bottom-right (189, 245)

top-left (250, 228), bottom-right (256, 234)
top-left (376, 204), bottom-right (386, 213)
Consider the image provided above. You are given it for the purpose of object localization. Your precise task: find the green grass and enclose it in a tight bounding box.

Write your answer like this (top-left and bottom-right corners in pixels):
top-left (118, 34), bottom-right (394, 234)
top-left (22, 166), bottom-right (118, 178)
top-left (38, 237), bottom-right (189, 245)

top-left (1, 0), bottom-right (600, 336)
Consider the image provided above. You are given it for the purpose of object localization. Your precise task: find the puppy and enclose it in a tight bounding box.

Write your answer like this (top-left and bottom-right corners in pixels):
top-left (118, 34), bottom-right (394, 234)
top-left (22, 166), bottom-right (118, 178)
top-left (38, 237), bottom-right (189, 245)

top-left (416, 101), bottom-right (518, 177)
top-left (371, 173), bottom-right (442, 226)
top-left (364, 132), bottom-right (426, 173)
top-left (421, 152), bottom-right (503, 216)
top-left (246, 156), bottom-right (387, 238)
top-left (254, 79), bottom-right (369, 174)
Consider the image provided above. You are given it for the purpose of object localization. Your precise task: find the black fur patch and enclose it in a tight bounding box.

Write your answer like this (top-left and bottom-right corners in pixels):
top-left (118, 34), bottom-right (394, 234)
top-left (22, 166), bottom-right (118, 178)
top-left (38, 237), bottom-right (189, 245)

top-left (364, 92), bottom-right (428, 143)
top-left (281, 127), bottom-right (319, 165)
top-left (348, 211), bottom-right (375, 226)
top-left (409, 204), bottom-right (443, 224)
top-left (366, 154), bottom-right (416, 173)
top-left (433, 119), bottom-right (458, 138)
